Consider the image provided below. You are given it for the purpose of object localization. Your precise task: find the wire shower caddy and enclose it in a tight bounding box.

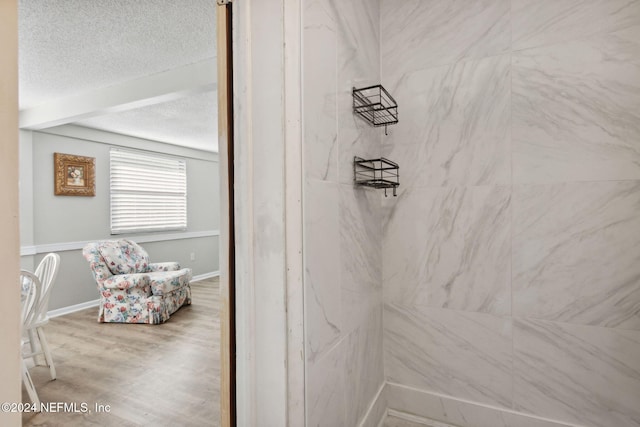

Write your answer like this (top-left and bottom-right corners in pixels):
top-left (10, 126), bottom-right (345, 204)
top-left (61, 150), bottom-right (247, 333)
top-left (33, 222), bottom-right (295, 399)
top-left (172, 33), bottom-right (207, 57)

top-left (353, 156), bottom-right (400, 197)
top-left (352, 85), bottom-right (398, 135)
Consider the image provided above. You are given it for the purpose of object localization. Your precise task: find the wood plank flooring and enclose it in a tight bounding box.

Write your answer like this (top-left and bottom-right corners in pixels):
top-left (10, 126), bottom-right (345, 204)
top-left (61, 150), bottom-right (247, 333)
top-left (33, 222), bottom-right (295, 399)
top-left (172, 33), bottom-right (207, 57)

top-left (21, 278), bottom-right (220, 427)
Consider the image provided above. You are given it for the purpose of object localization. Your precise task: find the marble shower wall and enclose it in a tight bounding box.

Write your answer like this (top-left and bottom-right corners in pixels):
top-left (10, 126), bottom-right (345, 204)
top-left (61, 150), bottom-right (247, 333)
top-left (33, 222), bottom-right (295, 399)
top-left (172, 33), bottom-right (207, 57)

top-left (381, 1), bottom-right (640, 426)
top-left (302, 0), bottom-right (385, 426)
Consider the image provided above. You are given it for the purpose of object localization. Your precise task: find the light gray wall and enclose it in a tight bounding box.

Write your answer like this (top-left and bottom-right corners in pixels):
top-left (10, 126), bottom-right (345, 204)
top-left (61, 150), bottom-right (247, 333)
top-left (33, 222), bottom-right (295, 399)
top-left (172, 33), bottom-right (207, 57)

top-left (381, 1), bottom-right (640, 426)
top-left (20, 127), bottom-right (220, 311)
top-left (19, 130), bottom-right (35, 272)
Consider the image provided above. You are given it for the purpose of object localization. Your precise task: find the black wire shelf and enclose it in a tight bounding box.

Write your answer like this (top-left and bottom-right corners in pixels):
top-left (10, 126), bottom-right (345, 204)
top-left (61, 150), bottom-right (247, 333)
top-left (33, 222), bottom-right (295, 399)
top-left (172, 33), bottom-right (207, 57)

top-left (353, 156), bottom-right (400, 197)
top-left (352, 85), bottom-right (398, 135)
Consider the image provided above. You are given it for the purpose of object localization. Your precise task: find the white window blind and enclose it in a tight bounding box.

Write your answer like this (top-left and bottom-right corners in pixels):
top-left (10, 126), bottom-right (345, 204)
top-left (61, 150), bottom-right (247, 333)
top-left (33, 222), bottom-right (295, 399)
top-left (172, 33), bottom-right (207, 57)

top-left (110, 149), bottom-right (187, 234)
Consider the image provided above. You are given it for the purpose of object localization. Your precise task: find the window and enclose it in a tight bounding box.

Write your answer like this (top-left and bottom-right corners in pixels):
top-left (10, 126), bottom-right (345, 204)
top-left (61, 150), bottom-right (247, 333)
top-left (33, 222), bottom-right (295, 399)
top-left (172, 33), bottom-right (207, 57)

top-left (110, 149), bottom-right (187, 234)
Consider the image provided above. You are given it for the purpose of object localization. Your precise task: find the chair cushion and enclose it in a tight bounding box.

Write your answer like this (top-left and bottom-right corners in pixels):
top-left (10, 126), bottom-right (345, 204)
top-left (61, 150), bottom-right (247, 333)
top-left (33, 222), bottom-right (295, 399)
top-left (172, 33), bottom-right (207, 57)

top-left (98, 239), bottom-right (149, 275)
top-left (147, 269), bottom-right (191, 296)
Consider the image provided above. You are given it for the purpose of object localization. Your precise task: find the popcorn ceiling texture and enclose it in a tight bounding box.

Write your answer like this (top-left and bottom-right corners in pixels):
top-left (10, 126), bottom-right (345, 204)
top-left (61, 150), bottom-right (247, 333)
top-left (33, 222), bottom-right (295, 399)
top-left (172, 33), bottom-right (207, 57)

top-left (77, 91), bottom-right (219, 152)
top-left (19, 0), bottom-right (216, 109)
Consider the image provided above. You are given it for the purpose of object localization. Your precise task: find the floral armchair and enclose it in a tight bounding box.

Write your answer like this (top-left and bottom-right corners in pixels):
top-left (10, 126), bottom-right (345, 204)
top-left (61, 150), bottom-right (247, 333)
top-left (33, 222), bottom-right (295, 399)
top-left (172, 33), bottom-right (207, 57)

top-left (82, 239), bottom-right (192, 324)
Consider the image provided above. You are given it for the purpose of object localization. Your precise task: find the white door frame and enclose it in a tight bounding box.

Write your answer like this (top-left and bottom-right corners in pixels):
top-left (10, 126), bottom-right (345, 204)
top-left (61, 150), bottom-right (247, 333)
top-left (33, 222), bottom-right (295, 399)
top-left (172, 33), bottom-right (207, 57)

top-left (229, 0), bottom-right (305, 425)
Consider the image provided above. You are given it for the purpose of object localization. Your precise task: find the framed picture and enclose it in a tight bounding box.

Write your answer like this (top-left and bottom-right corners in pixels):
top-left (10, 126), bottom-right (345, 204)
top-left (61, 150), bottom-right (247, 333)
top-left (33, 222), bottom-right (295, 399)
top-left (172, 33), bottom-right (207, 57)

top-left (54, 153), bottom-right (96, 196)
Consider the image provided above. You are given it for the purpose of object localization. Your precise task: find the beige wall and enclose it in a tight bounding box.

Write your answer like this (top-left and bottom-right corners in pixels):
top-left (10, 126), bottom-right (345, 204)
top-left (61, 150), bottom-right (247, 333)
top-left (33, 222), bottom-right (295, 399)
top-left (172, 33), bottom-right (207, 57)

top-left (0, 0), bottom-right (23, 425)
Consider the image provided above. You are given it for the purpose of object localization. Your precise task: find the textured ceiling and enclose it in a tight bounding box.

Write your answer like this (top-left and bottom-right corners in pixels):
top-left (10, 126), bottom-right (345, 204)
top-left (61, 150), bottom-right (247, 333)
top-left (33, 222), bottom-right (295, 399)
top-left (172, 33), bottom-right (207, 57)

top-left (77, 91), bottom-right (219, 152)
top-left (19, 0), bottom-right (218, 152)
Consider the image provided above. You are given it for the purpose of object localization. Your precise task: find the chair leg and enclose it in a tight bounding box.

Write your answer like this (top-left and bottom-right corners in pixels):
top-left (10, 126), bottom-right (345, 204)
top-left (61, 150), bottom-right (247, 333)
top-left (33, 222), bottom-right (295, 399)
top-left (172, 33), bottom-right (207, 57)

top-left (27, 329), bottom-right (44, 366)
top-left (36, 327), bottom-right (56, 380)
top-left (22, 361), bottom-right (40, 410)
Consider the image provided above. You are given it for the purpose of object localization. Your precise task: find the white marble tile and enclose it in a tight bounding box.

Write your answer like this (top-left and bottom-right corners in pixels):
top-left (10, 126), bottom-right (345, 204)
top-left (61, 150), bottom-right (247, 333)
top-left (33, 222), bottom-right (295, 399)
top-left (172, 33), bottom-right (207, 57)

top-left (382, 54), bottom-right (511, 190)
top-left (382, 190), bottom-right (430, 307)
top-left (335, 0), bottom-right (382, 185)
top-left (360, 383), bottom-right (387, 427)
top-left (340, 161), bottom-right (383, 336)
top-left (513, 0), bottom-right (640, 51)
top-left (345, 306), bottom-right (385, 427)
top-left (304, 179), bottom-right (342, 362)
top-left (386, 383), bottom-right (575, 427)
top-left (513, 181), bottom-right (640, 330)
top-left (306, 339), bottom-right (347, 427)
top-left (384, 186), bottom-right (511, 316)
top-left (340, 183), bottom-right (381, 295)
top-left (380, 0), bottom-right (510, 82)
top-left (513, 26), bottom-right (640, 184)
top-left (514, 319), bottom-right (640, 427)
top-left (336, 0), bottom-right (380, 85)
top-left (303, 0), bottom-right (339, 182)
top-left (384, 303), bottom-right (513, 408)
top-left (338, 92), bottom-right (383, 186)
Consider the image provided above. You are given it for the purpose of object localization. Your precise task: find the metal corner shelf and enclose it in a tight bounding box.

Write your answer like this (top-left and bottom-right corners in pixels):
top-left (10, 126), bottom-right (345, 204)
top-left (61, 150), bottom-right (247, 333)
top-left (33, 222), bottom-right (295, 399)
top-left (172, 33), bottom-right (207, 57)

top-left (352, 85), bottom-right (398, 135)
top-left (353, 156), bottom-right (400, 197)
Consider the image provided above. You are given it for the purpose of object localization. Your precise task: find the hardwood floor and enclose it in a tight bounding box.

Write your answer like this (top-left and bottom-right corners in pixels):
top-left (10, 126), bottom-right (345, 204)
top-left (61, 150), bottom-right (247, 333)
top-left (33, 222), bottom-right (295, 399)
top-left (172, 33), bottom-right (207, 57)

top-left (22, 278), bottom-right (220, 427)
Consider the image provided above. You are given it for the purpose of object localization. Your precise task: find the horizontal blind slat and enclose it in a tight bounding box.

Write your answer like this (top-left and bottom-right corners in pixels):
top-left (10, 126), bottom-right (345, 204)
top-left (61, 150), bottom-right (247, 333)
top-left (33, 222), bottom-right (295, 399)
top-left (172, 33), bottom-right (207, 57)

top-left (110, 149), bottom-right (187, 234)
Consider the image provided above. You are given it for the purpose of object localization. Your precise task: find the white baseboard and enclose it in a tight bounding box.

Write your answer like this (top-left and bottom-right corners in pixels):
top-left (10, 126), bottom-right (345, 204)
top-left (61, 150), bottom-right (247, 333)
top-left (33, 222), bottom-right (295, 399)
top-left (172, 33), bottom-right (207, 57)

top-left (387, 409), bottom-right (456, 427)
top-left (385, 382), bottom-right (580, 427)
top-left (192, 270), bottom-right (220, 281)
top-left (47, 271), bottom-right (219, 318)
top-left (359, 381), bottom-right (387, 427)
top-left (47, 299), bottom-right (100, 319)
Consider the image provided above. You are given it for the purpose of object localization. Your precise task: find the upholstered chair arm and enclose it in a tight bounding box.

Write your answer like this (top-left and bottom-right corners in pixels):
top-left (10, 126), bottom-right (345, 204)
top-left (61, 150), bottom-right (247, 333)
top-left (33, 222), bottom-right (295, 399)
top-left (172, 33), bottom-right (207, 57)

top-left (101, 274), bottom-right (150, 290)
top-left (147, 262), bottom-right (181, 272)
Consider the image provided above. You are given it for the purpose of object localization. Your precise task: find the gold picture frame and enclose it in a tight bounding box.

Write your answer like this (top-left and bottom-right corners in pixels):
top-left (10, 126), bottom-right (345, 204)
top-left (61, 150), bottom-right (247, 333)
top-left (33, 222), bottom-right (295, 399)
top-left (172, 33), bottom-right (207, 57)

top-left (54, 153), bottom-right (96, 196)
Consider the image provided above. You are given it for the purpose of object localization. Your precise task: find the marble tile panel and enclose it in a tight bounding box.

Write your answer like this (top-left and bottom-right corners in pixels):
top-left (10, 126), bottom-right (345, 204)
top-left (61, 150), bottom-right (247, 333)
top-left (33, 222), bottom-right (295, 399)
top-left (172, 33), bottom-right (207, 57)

top-left (380, 0), bottom-right (510, 83)
top-left (304, 179), bottom-right (342, 362)
top-left (340, 183), bottom-right (381, 294)
top-left (360, 383), bottom-right (387, 427)
top-left (306, 339), bottom-right (347, 427)
top-left (382, 54), bottom-right (511, 189)
top-left (342, 288), bottom-right (381, 340)
top-left (384, 186), bottom-right (511, 316)
top-left (334, 0), bottom-right (382, 185)
top-left (384, 303), bottom-right (513, 408)
top-left (513, 0), bottom-right (640, 51)
top-left (336, 0), bottom-right (380, 85)
top-left (303, 0), bottom-right (339, 182)
top-left (345, 306), bottom-right (385, 427)
top-left (386, 383), bottom-right (576, 427)
top-left (513, 181), bottom-right (640, 329)
top-left (514, 318), bottom-right (640, 427)
top-left (382, 190), bottom-right (430, 306)
top-left (338, 93), bottom-right (382, 186)
top-left (513, 26), bottom-right (640, 184)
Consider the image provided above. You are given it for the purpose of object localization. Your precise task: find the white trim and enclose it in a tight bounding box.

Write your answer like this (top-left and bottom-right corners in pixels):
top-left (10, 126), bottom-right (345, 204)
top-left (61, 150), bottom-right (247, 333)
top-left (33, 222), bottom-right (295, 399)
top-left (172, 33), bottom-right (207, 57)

top-left (377, 410), bottom-right (389, 427)
top-left (358, 382), bottom-right (387, 427)
top-left (192, 271), bottom-right (220, 282)
top-left (233, 0), bottom-right (303, 424)
top-left (20, 230), bottom-right (220, 255)
top-left (386, 382), bottom-right (580, 427)
top-left (20, 246), bottom-right (37, 256)
top-left (387, 409), bottom-right (455, 427)
top-left (283, 0), bottom-right (305, 424)
top-left (47, 299), bottom-right (100, 319)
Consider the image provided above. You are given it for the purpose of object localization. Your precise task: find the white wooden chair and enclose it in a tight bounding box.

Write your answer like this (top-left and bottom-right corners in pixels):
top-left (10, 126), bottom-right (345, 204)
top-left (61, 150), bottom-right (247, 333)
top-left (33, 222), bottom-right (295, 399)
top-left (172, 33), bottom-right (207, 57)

top-left (20, 270), bottom-right (41, 408)
top-left (24, 253), bottom-right (60, 381)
